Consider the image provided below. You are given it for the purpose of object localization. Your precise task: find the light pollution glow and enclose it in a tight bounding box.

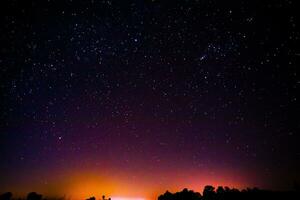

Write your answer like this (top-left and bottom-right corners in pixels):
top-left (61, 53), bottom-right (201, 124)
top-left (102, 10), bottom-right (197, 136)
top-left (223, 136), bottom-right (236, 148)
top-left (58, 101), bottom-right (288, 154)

top-left (1, 166), bottom-right (260, 200)
top-left (110, 197), bottom-right (145, 200)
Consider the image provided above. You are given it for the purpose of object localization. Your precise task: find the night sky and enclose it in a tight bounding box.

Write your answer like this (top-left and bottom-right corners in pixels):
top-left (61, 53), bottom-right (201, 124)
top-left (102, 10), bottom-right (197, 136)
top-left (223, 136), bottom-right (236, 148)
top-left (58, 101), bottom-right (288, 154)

top-left (0, 0), bottom-right (299, 199)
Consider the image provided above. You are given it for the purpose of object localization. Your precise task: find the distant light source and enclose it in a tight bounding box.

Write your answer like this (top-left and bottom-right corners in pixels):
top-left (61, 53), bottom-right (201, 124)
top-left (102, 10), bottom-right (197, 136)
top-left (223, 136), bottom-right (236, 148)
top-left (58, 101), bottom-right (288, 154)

top-left (111, 197), bottom-right (145, 200)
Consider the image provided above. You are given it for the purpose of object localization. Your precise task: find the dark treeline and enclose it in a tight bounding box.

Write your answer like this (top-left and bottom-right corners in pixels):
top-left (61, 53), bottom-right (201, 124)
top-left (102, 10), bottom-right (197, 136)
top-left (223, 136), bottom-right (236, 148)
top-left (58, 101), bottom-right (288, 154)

top-left (1, 186), bottom-right (300, 200)
top-left (158, 186), bottom-right (300, 200)
top-left (0, 192), bottom-right (65, 200)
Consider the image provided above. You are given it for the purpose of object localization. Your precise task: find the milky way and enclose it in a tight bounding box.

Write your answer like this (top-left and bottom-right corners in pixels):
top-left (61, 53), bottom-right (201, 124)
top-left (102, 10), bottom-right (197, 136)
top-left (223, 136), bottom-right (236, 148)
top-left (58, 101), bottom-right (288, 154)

top-left (0, 1), bottom-right (299, 199)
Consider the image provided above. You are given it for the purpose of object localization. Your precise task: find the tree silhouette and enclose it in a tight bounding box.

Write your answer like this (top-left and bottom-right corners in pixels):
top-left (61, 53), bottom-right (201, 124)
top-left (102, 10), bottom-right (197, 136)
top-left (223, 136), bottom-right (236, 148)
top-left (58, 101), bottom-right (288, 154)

top-left (158, 188), bottom-right (201, 200)
top-left (158, 190), bottom-right (173, 200)
top-left (27, 192), bottom-right (42, 200)
top-left (158, 185), bottom-right (300, 200)
top-left (216, 186), bottom-right (224, 194)
top-left (0, 192), bottom-right (12, 200)
top-left (1, 185), bottom-right (300, 200)
top-left (203, 185), bottom-right (215, 200)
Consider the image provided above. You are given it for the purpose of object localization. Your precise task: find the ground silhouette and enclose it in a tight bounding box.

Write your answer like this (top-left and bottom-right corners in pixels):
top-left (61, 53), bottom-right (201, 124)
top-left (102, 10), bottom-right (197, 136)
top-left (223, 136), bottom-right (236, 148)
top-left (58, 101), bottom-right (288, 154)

top-left (158, 186), bottom-right (300, 200)
top-left (1, 185), bottom-right (300, 200)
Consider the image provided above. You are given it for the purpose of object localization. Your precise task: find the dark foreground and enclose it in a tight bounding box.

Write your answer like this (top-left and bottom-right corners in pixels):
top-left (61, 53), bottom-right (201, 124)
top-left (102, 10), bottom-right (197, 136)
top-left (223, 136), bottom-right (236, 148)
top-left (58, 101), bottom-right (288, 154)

top-left (158, 186), bottom-right (300, 200)
top-left (1, 185), bottom-right (300, 200)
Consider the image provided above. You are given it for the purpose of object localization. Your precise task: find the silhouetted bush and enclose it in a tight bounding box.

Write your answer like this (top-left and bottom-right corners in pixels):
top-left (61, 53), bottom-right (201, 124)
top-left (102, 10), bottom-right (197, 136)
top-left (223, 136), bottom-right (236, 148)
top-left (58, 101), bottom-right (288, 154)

top-left (158, 188), bottom-right (201, 200)
top-left (27, 192), bottom-right (42, 200)
top-left (0, 192), bottom-right (12, 200)
top-left (203, 185), bottom-right (215, 200)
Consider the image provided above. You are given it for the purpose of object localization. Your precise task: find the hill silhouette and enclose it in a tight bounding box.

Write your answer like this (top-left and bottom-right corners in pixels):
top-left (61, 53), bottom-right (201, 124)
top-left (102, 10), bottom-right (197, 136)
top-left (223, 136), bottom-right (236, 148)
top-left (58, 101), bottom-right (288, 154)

top-left (1, 185), bottom-right (299, 200)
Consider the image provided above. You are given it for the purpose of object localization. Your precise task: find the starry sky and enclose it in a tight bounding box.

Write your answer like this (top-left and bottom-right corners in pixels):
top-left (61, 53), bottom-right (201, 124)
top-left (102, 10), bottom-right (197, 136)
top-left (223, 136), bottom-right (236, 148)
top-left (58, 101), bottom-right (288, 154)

top-left (0, 0), bottom-right (299, 199)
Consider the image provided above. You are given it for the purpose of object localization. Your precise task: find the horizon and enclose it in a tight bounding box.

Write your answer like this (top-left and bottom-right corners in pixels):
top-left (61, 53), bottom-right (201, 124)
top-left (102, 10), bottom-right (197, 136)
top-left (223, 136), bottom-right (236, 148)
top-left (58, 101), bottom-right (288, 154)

top-left (0, 167), bottom-right (268, 199)
top-left (1, 184), bottom-right (298, 200)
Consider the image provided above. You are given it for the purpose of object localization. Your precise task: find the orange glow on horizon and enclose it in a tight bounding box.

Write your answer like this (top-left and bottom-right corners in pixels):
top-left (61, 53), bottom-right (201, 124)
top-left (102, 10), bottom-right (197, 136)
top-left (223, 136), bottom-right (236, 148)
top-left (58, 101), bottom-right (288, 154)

top-left (2, 167), bottom-right (256, 200)
top-left (111, 197), bottom-right (145, 200)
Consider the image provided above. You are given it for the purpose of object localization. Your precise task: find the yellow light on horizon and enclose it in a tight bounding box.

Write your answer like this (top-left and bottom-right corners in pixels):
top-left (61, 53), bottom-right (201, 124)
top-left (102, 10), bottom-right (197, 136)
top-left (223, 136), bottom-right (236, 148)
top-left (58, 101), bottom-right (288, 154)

top-left (110, 197), bottom-right (145, 200)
